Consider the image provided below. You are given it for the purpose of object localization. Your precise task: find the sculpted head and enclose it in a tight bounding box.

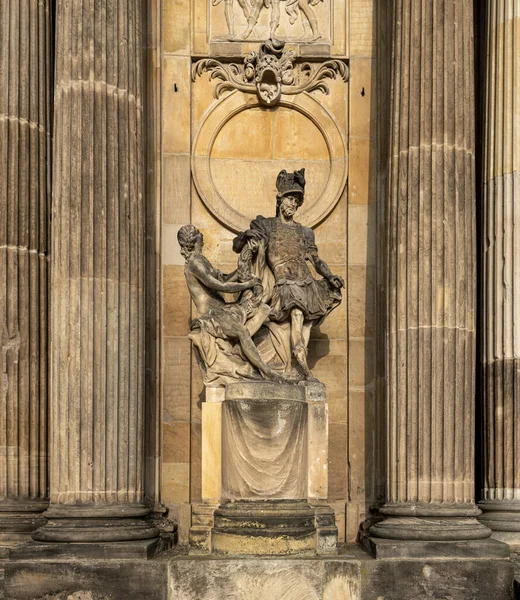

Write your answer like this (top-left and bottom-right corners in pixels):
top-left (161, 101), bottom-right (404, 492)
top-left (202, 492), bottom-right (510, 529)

top-left (177, 224), bottom-right (203, 261)
top-left (275, 168), bottom-right (305, 217)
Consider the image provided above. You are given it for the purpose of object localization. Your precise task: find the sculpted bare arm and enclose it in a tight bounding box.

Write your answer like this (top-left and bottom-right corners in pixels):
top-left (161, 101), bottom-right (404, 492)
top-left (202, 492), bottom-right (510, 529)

top-left (305, 229), bottom-right (345, 289)
top-left (190, 257), bottom-right (258, 293)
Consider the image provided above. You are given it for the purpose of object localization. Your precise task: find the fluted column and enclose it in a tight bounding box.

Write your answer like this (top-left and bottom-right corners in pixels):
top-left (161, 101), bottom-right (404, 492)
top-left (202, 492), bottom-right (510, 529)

top-left (0, 0), bottom-right (51, 542)
top-left (32, 0), bottom-right (158, 544)
top-left (479, 1), bottom-right (520, 546)
top-left (370, 0), bottom-right (491, 546)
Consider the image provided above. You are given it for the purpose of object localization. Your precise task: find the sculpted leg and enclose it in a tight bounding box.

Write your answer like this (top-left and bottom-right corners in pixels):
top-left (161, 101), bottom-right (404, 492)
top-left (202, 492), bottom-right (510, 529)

top-left (243, 0), bottom-right (263, 38)
top-left (245, 303), bottom-right (270, 336)
top-left (291, 309), bottom-right (317, 381)
top-left (224, 0), bottom-right (235, 38)
top-left (270, 0), bottom-right (281, 38)
top-left (236, 0), bottom-right (250, 20)
top-left (236, 328), bottom-right (286, 382)
top-left (298, 0), bottom-right (320, 40)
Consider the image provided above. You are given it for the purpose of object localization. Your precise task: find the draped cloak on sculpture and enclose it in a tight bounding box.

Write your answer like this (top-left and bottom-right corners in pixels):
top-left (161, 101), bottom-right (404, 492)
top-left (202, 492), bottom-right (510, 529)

top-left (233, 215), bottom-right (341, 326)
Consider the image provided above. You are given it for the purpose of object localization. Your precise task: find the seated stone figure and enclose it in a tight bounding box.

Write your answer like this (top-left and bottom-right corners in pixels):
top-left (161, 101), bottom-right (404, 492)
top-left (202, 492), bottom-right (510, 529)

top-left (177, 224), bottom-right (285, 386)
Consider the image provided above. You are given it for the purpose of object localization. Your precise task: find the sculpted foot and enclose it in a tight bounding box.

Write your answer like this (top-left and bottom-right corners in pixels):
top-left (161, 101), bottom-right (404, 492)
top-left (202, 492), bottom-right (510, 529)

top-left (242, 23), bottom-right (254, 38)
top-left (293, 343), bottom-right (317, 381)
top-left (261, 368), bottom-right (289, 384)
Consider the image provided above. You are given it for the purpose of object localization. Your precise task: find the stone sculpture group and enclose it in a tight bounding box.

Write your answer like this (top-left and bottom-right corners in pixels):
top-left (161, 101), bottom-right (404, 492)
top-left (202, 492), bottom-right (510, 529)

top-left (178, 168), bottom-right (344, 387)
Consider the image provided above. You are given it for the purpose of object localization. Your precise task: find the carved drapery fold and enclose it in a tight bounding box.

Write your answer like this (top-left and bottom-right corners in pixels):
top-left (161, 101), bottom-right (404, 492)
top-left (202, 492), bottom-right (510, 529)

top-left (479, 0), bottom-right (520, 544)
top-left (0, 0), bottom-right (51, 541)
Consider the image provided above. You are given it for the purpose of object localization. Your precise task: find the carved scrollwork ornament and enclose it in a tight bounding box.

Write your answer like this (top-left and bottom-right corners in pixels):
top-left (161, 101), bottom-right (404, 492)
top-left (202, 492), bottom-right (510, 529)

top-left (192, 38), bottom-right (348, 107)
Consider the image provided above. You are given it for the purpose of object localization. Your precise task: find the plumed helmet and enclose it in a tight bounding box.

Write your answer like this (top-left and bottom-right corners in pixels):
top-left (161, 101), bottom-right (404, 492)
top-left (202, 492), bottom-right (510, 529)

top-left (276, 168), bottom-right (306, 201)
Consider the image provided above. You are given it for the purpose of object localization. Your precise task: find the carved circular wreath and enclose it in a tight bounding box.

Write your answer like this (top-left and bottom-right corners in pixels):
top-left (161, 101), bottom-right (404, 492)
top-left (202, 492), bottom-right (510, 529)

top-left (192, 91), bottom-right (348, 233)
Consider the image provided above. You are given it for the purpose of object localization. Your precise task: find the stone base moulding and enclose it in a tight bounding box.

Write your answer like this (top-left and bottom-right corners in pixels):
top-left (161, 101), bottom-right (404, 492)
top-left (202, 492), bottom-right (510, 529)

top-left (31, 504), bottom-right (159, 545)
top-left (0, 500), bottom-right (48, 546)
top-left (367, 502), bottom-right (509, 559)
top-left (479, 500), bottom-right (520, 547)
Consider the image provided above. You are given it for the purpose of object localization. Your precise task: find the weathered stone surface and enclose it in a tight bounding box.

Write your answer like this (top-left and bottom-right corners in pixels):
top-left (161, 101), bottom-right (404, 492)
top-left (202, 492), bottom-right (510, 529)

top-left (8, 552), bottom-right (506, 600)
top-left (479, 0), bottom-right (520, 548)
top-left (371, 0), bottom-right (489, 547)
top-left (31, 0), bottom-right (158, 543)
top-left (366, 537), bottom-right (510, 560)
top-left (0, 0), bottom-right (51, 540)
top-left (4, 560), bottom-right (169, 600)
top-left (167, 551), bottom-right (514, 600)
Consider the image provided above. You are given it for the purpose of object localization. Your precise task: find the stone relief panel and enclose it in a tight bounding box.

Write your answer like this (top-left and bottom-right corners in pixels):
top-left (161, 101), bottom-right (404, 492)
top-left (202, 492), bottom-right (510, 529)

top-left (210, 0), bottom-right (331, 43)
top-left (190, 0), bottom-right (347, 57)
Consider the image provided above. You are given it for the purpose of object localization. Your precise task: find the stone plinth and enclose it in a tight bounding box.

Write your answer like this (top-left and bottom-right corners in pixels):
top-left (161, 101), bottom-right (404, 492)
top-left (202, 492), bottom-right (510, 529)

top-left (3, 547), bottom-right (515, 600)
top-left (191, 381), bottom-right (336, 555)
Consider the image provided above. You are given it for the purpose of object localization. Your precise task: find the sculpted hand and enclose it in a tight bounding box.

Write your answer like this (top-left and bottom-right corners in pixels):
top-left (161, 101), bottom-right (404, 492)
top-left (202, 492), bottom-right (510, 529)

top-left (239, 276), bottom-right (261, 290)
top-left (328, 274), bottom-right (345, 289)
top-left (248, 276), bottom-right (262, 288)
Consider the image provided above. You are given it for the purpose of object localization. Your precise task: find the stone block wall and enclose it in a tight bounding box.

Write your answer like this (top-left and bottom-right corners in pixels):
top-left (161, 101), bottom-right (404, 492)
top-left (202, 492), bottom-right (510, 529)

top-left (155, 0), bottom-right (383, 544)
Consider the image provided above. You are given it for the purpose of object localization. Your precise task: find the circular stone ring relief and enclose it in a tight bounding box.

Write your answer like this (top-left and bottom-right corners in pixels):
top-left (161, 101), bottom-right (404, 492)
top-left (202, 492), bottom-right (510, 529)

top-left (192, 91), bottom-right (348, 232)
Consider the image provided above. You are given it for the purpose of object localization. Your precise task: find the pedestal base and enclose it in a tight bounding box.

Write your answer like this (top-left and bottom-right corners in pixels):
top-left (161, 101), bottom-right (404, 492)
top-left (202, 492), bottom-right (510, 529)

top-left (190, 500), bottom-right (338, 556)
top-left (212, 500), bottom-right (316, 556)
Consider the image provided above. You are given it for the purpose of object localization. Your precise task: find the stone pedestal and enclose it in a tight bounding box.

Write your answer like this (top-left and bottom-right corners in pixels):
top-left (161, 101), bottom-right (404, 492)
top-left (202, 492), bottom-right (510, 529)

top-left (369, 0), bottom-right (497, 555)
top-left (479, 0), bottom-right (520, 548)
top-left (190, 382), bottom-right (337, 555)
top-left (0, 0), bottom-right (52, 542)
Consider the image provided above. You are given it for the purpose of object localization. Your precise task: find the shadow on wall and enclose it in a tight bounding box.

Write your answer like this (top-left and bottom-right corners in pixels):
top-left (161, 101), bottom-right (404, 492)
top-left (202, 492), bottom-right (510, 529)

top-left (359, 0), bottom-right (392, 540)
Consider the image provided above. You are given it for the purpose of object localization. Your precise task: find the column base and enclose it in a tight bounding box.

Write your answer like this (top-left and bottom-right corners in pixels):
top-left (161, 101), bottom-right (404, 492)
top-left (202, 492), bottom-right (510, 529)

top-left (0, 499), bottom-right (48, 546)
top-left (32, 503), bottom-right (159, 543)
top-left (479, 500), bottom-right (520, 547)
top-left (369, 503), bottom-right (492, 542)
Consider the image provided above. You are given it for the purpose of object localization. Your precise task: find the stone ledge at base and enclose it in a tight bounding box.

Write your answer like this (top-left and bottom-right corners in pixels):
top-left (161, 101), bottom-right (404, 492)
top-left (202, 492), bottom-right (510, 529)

top-left (3, 546), bottom-right (515, 600)
top-left (9, 538), bottom-right (166, 561)
top-left (364, 537), bottom-right (510, 560)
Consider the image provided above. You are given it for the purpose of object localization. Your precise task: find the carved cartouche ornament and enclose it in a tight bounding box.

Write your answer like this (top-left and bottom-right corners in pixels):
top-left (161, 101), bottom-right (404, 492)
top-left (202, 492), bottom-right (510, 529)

top-left (244, 39), bottom-right (294, 106)
top-left (192, 39), bottom-right (348, 107)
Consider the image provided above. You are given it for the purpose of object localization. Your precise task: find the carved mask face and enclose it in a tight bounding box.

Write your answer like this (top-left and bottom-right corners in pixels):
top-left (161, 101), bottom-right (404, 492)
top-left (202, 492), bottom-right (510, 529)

top-left (280, 195), bottom-right (300, 218)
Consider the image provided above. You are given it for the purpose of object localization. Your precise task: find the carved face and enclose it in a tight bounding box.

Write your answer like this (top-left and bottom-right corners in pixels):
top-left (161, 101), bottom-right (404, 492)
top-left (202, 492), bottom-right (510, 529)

top-left (279, 194), bottom-right (301, 218)
top-left (195, 232), bottom-right (204, 252)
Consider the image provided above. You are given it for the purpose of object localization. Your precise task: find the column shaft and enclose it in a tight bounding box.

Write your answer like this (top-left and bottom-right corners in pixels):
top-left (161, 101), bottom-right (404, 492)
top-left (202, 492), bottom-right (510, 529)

top-left (479, 0), bottom-right (520, 545)
top-left (0, 0), bottom-right (51, 541)
top-left (371, 0), bottom-right (490, 542)
top-left (33, 0), bottom-right (157, 543)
